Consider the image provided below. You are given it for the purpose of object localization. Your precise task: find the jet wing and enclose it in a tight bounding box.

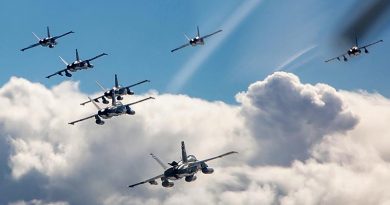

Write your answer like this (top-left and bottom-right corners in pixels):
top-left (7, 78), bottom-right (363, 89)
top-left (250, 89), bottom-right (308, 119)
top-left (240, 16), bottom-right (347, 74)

top-left (68, 114), bottom-right (97, 125)
top-left (171, 43), bottom-right (190, 52)
top-left (324, 53), bottom-right (348, 63)
top-left (20, 43), bottom-right (40, 51)
top-left (45, 68), bottom-right (69, 79)
top-left (124, 80), bottom-right (150, 89)
top-left (80, 95), bottom-right (104, 106)
top-left (358, 39), bottom-right (383, 50)
top-left (125, 96), bottom-right (155, 107)
top-left (129, 174), bottom-right (164, 188)
top-left (200, 151), bottom-right (238, 163)
top-left (87, 53), bottom-right (108, 62)
top-left (53, 31), bottom-right (74, 40)
top-left (201, 29), bottom-right (223, 39)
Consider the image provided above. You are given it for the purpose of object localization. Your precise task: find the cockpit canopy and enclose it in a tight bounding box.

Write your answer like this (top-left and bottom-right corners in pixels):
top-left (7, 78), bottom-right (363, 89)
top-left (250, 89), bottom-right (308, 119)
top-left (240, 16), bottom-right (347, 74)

top-left (187, 155), bottom-right (197, 162)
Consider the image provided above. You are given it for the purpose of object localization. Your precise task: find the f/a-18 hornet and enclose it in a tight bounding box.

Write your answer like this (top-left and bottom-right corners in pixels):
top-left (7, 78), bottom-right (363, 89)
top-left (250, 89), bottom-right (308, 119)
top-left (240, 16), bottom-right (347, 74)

top-left (128, 141), bottom-right (237, 188)
top-left (69, 94), bottom-right (154, 125)
top-left (21, 26), bottom-right (74, 51)
top-left (325, 37), bottom-right (383, 62)
top-left (46, 49), bottom-right (107, 78)
top-left (171, 26), bottom-right (222, 52)
top-left (80, 74), bottom-right (150, 105)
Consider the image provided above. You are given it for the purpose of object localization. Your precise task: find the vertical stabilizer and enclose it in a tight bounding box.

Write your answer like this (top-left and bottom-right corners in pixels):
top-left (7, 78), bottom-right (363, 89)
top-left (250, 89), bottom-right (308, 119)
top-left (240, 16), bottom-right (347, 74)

top-left (197, 26), bottom-right (200, 37)
top-left (59, 56), bottom-right (69, 65)
top-left (95, 81), bottom-right (107, 92)
top-left (355, 36), bottom-right (358, 47)
top-left (181, 141), bottom-right (188, 163)
top-left (32, 32), bottom-right (41, 41)
top-left (184, 34), bottom-right (190, 40)
top-left (114, 74), bottom-right (119, 88)
top-left (150, 153), bottom-right (168, 170)
top-left (76, 49), bottom-right (80, 61)
top-left (47, 26), bottom-right (51, 38)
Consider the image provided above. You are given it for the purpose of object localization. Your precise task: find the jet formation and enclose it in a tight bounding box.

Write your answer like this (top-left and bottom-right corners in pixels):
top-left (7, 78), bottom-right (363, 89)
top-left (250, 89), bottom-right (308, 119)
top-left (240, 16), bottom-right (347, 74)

top-left (19, 22), bottom-right (384, 191)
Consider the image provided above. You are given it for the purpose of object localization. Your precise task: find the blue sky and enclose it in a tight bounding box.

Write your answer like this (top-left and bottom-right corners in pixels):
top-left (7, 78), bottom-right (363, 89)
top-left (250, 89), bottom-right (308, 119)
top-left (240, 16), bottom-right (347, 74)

top-left (0, 0), bottom-right (389, 103)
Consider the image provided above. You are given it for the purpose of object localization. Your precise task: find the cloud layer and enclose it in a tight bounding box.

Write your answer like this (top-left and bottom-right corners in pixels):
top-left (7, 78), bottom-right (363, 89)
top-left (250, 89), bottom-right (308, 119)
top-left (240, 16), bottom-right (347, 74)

top-left (1, 72), bottom-right (390, 205)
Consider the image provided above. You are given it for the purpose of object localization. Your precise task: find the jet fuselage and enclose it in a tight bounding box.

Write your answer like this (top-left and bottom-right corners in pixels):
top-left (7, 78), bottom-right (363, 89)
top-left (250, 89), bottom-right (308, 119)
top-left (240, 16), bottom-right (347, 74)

top-left (160, 155), bottom-right (214, 183)
top-left (39, 38), bottom-right (57, 48)
top-left (190, 37), bottom-right (204, 46)
top-left (97, 103), bottom-right (134, 119)
top-left (347, 46), bottom-right (362, 56)
top-left (67, 60), bottom-right (93, 72)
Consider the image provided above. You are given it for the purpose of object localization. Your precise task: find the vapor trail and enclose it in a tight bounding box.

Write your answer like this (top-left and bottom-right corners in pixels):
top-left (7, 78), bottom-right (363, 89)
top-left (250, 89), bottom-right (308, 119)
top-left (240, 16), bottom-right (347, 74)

top-left (275, 45), bottom-right (317, 71)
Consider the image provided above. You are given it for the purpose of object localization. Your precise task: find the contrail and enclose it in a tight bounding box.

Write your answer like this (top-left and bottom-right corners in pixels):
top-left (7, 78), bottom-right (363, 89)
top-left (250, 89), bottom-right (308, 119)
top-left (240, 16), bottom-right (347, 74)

top-left (166, 0), bottom-right (263, 93)
top-left (275, 45), bottom-right (317, 71)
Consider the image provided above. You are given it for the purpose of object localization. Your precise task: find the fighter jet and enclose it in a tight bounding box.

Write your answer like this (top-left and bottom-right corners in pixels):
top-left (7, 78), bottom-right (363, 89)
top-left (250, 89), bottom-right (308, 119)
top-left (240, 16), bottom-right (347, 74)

top-left (46, 49), bottom-right (107, 78)
top-left (68, 94), bottom-right (154, 125)
top-left (21, 26), bottom-right (74, 51)
top-left (80, 74), bottom-right (150, 105)
top-left (128, 141), bottom-right (237, 188)
top-left (325, 37), bottom-right (383, 62)
top-left (170, 26), bottom-right (222, 52)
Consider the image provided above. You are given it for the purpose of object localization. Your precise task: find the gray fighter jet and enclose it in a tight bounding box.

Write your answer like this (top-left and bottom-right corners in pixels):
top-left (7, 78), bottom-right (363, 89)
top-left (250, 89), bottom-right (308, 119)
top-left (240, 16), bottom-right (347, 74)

top-left (46, 49), bottom-right (107, 78)
top-left (21, 26), bottom-right (74, 51)
top-left (80, 74), bottom-right (150, 105)
top-left (171, 26), bottom-right (222, 52)
top-left (128, 141), bottom-right (237, 188)
top-left (69, 94), bottom-right (154, 125)
top-left (325, 37), bottom-right (383, 62)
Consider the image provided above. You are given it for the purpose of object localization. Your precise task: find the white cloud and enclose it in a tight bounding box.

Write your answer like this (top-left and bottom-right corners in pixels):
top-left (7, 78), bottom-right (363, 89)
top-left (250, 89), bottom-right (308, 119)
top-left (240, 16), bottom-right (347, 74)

top-left (236, 72), bottom-right (358, 165)
top-left (8, 200), bottom-right (69, 205)
top-left (1, 72), bottom-right (390, 205)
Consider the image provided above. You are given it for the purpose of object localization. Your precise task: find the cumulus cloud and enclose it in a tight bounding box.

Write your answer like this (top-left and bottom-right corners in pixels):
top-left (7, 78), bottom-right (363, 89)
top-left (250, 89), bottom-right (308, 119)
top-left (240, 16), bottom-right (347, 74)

top-left (1, 72), bottom-right (390, 205)
top-left (9, 200), bottom-right (69, 205)
top-left (236, 72), bottom-right (358, 165)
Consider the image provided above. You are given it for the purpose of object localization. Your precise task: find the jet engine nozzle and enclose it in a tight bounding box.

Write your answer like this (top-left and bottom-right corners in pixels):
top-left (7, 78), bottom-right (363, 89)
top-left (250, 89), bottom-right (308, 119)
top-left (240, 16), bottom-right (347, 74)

top-left (185, 175), bottom-right (197, 182)
top-left (201, 167), bottom-right (214, 174)
top-left (126, 106), bottom-right (135, 115)
top-left (162, 180), bottom-right (174, 188)
top-left (95, 119), bottom-right (105, 125)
